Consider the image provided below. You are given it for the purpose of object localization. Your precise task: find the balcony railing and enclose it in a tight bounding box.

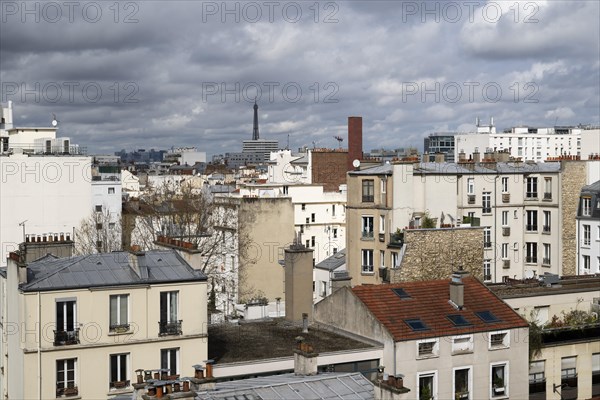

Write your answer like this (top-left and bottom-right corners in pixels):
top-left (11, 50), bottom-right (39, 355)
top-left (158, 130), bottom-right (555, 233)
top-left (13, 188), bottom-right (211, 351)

top-left (361, 265), bottom-right (374, 274)
top-left (502, 227), bottom-right (510, 236)
top-left (362, 195), bottom-right (374, 203)
top-left (467, 195), bottom-right (475, 204)
top-left (378, 233), bottom-right (385, 242)
top-left (502, 193), bottom-right (510, 203)
top-left (54, 329), bottom-right (80, 346)
top-left (56, 386), bottom-right (79, 397)
top-left (529, 379), bottom-right (546, 394)
top-left (362, 230), bottom-right (374, 239)
top-left (542, 258), bottom-right (551, 266)
top-left (159, 320), bottom-right (182, 336)
top-left (526, 224), bottom-right (538, 232)
top-left (543, 192), bottom-right (552, 200)
top-left (388, 233), bottom-right (403, 248)
top-left (503, 259), bottom-right (510, 269)
top-left (525, 256), bottom-right (537, 264)
top-left (482, 207), bottom-right (492, 214)
top-left (110, 380), bottom-right (130, 390)
top-left (543, 225), bottom-right (551, 233)
top-left (526, 192), bottom-right (538, 199)
top-left (109, 324), bottom-right (130, 333)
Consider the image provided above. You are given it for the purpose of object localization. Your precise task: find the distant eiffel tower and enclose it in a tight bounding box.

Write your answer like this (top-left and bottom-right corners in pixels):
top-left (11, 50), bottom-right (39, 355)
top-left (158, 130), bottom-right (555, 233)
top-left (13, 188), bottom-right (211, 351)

top-left (252, 99), bottom-right (259, 140)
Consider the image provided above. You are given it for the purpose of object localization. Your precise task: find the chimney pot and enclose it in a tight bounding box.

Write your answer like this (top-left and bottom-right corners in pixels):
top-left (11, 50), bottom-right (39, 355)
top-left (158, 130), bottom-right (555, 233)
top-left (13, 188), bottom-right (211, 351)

top-left (204, 359), bottom-right (215, 379)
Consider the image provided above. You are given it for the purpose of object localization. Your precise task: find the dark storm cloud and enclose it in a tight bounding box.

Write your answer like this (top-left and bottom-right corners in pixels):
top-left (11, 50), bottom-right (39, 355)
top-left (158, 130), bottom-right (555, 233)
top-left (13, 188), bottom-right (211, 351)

top-left (0, 0), bottom-right (598, 155)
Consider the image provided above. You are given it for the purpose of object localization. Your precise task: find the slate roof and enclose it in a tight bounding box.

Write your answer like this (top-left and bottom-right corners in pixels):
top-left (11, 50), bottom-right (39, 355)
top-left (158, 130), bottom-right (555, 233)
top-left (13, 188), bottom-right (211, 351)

top-left (20, 250), bottom-right (207, 292)
top-left (349, 164), bottom-right (393, 175)
top-left (351, 277), bottom-right (528, 342)
top-left (350, 161), bottom-right (561, 176)
top-left (196, 372), bottom-right (374, 399)
top-left (315, 249), bottom-right (346, 271)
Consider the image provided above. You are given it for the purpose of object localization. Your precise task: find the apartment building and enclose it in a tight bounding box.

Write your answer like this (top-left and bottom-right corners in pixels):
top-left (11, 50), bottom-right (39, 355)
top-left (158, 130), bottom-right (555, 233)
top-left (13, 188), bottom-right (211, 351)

top-left (314, 272), bottom-right (530, 400)
top-left (0, 103), bottom-right (92, 266)
top-left (424, 133), bottom-right (456, 162)
top-left (490, 275), bottom-right (600, 400)
top-left (576, 181), bottom-right (600, 275)
top-left (346, 155), bottom-right (600, 283)
top-left (455, 119), bottom-right (586, 162)
top-left (0, 249), bottom-right (208, 399)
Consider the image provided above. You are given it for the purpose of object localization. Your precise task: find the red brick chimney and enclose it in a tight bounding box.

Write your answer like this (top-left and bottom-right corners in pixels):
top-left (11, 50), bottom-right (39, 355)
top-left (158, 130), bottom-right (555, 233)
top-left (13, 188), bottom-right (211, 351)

top-left (347, 117), bottom-right (363, 171)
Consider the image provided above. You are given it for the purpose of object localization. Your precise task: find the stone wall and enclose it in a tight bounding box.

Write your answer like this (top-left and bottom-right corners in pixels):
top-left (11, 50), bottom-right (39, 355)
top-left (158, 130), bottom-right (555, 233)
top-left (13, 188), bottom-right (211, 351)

top-left (390, 227), bottom-right (484, 282)
top-left (560, 161), bottom-right (587, 276)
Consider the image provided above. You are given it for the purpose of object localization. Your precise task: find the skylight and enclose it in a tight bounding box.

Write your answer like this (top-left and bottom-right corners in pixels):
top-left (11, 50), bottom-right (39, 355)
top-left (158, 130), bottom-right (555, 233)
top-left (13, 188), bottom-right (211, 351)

top-left (392, 288), bottom-right (411, 299)
top-left (475, 311), bottom-right (501, 323)
top-left (405, 319), bottom-right (429, 331)
top-left (447, 314), bottom-right (471, 327)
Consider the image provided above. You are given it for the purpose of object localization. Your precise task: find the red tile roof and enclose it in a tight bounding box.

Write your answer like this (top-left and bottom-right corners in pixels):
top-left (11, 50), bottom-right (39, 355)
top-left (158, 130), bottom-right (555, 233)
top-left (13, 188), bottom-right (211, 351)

top-left (352, 277), bottom-right (529, 342)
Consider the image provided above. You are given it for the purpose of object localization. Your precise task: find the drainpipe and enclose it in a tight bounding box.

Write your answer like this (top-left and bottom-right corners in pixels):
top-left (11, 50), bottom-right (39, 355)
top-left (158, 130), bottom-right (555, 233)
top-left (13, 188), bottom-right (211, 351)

top-left (38, 291), bottom-right (41, 400)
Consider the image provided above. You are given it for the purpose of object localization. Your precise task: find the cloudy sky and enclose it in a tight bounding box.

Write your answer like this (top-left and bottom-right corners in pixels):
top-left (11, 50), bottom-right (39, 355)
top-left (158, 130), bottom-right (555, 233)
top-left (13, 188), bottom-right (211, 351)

top-left (1, 0), bottom-right (599, 156)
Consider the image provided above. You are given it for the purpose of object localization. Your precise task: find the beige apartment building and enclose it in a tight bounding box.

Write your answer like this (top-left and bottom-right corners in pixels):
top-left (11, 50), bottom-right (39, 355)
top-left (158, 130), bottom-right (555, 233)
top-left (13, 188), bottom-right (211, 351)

top-left (346, 155), bottom-right (600, 283)
top-left (0, 249), bottom-right (208, 400)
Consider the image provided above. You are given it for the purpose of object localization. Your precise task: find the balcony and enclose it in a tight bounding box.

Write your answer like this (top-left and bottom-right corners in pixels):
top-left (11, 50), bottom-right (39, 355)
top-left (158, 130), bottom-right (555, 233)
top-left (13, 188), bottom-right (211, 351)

top-left (467, 195), bottom-right (475, 204)
top-left (542, 258), bottom-right (551, 266)
top-left (159, 320), bottom-right (182, 336)
top-left (543, 192), bottom-right (552, 201)
top-left (525, 256), bottom-right (537, 264)
top-left (462, 216), bottom-right (480, 227)
top-left (503, 259), bottom-right (510, 269)
top-left (543, 225), bottom-right (551, 233)
top-left (502, 227), bottom-right (510, 236)
top-left (54, 329), bottom-right (80, 346)
top-left (362, 230), bottom-right (374, 240)
top-left (56, 386), bottom-right (78, 397)
top-left (502, 193), bottom-right (510, 203)
top-left (110, 380), bottom-right (130, 390)
top-left (388, 232), bottom-right (403, 248)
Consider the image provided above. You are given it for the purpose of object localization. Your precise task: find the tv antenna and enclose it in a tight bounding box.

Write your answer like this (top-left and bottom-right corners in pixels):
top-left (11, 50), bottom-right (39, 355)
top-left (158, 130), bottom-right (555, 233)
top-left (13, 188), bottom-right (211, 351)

top-left (333, 135), bottom-right (343, 148)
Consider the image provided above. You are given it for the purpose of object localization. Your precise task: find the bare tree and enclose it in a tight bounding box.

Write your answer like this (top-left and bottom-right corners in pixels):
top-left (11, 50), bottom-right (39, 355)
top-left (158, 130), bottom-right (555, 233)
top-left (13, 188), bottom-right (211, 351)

top-left (75, 207), bottom-right (123, 255)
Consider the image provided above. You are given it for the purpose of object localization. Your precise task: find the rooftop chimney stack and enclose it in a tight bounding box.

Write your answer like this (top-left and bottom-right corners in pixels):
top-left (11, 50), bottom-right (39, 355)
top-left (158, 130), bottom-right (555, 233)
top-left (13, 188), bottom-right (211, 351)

top-left (449, 266), bottom-right (470, 310)
top-left (284, 241), bottom-right (314, 322)
top-left (473, 148), bottom-right (481, 163)
top-left (294, 337), bottom-right (319, 376)
top-left (347, 117), bottom-right (363, 171)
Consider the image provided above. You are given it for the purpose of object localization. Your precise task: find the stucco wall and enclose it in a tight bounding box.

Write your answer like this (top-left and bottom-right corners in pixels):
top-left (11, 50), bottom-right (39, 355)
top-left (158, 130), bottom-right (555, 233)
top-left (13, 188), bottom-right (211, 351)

top-left (560, 161), bottom-right (587, 275)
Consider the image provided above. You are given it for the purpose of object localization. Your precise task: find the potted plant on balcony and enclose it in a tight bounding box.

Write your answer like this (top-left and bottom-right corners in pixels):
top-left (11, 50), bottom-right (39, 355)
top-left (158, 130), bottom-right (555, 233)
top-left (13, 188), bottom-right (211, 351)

top-left (420, 385), bottom-right (432, 400)
top-left (493, 375), bottom-right (505, 394)
top-left (112, 380), bottom-right (128, 389)
top-left (63, 386), bottom-right (79, 396)
top-left (455, 381), bottom-right (469, 400)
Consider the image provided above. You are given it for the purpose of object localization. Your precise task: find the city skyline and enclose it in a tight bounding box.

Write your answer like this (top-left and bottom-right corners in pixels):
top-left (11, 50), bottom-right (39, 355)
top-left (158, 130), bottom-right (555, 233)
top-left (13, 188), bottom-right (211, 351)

top-left (1, 1), bottom-right (599, 156)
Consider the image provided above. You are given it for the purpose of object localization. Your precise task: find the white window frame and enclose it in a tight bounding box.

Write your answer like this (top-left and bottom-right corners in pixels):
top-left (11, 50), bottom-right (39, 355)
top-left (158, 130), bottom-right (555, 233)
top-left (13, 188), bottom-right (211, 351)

top-left (361, 215), bottom-right (374, 238)
top-left (161, 348), bottom-right (180, 376)
top-left (361, 249), bottom-right (373, 273)
top-left (488, 330), bottom-right (510, 350)
top-left (501, 211), bottom-right (508, 227)
top-left (501, 243), bottom-right (509, 260)
top-left (109, 294), bottom-right (129, 331)
top-left (417, 370), bottom-right (438, 400)
top-left (379, 215), bottom-right (385, 234)
top-left (501, 177), bottom-right (508, 193)
top-left (583, 224), bottom-right (591, 246)
top-left (109, 353), bottom-right (129, 388)
top-left (490, 362), bottom-right (509, 398)
top-left (452, 335), bottom-right (473, 354)
top-left (526, 177), bottom-right (538, 198)
top-left (467, 178), bottom-right (474, 195)
top-left (56, 358), bottom-right (77, 393)
top-left (380, 250), bottom-right (385, 268)
top-left (526, 210), bottom-right (538, 232)
top-left (416, 338), bottom-right (439, 359)
top-left (483, 259), bottom-right (491, 281)
top-left (582, 197), bottom-right (591, 216)
top-left (453, 365), bottom-right (473, 400)
top-left (484, 228), bottom-right (491, 248)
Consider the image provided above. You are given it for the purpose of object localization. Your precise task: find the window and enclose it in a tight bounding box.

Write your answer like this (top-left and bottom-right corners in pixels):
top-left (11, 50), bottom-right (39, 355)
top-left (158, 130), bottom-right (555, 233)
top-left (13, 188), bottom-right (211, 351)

top-left (452, 335), bottom-right (473, 354)
top-left (109, 294), bottom-right (129, 331)
top-left (583, 225), bottom-right (591, 246)
top-left (582, 197), bottom-right (591, 216)
top-left (305, 239), bottom-right (310, 248)
top-left (418, 372), bottom-right (436, 400)
top-left (110, 353), bottom-right (129, 389)
top-left (300, 225), bottom-right (304, 234)
top-left (55, 300), bottom-right (78, 345)
top-left (526, 177), bottom-right (538, 198)
top-left (533, 305), bottom-right (549, 325)
top-left (561, 356), bottom-right (578, 398)
top-left (391, 251), bottom-right (399, 268)
top-left (484, 228), bottom-right (491, 248)
top-left (380, 250), bottom-right (385, 268)
top-left (544, 178), bottom-right (552, 199)
top-left (483, 259), bottom-right (491, 281)
top-left (417, 339), bottom-right (439, 358)
top-left (526, 242), bottom-right (538, 263)
top-left (361, 216), bottom-right (374, 239)
top-left (95, 205), bottom-right (102, 212)
top-left (159, 291), bottom-right (181, 336)
top-left (501, 243), bottom-right (509, 260)
top-left (501, 211), bottom-right (509, 226)
top-left (489, 331), bottom-right (509, 349)
top-left (543, 211), bottom-right (551, 233)
top-left (592, 353), bottom-right (600, 397)
top-left (467, 178), bottom-right (474, 195)
top-left (109, 222), bottom-right (116, 229)
top-left (311, 236), bottom-right (315, 247)
top-left (379, 215), bottom-right (385, 233)
top-left (454, 367), bottom-right (471, 400)
top-left (283, 186), bottom-right (288, 195)
top-left (161, 348), bottom-right (179, 376)
top-left (320, 281), bottom-right (327, 298)
top-left (311, 213), bottom-right (315, 223)
top-left (529, 360), bottom-right (546, 396)
top-left (381, 178), bottom-right (387, 194)
top-left (583, 255), bottom-right (591, 271)
top-left (301, 203), bottom-right (306, 211)
top-left (56, 359), bottom-right (77, 396)
top-left (362, 180), bottom-right (374, 202)
top-left (332, 228), bottom-right (337, 238)
top-left (96, 222), bottom-right (103, 230)
top-left (482, 192), bottom-right (491, 213)
top-left (491, 363), bottom-right (508, 397)
top-left (332, 205), bottom-right (335, 216)
top-left (361, 249), bottom-right (373, 273)
top-left (501, 177), bottom-right (509, 193)
top-left (108, 187), bottom-right (115, 194)
top-left (526, 210), bottom-right (538, 232)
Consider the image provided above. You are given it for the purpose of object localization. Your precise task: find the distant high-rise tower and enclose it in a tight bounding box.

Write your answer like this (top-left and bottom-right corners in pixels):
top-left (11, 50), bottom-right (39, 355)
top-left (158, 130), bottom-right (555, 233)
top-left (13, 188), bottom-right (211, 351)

top-left (252, 100), bottom-right (260, 140)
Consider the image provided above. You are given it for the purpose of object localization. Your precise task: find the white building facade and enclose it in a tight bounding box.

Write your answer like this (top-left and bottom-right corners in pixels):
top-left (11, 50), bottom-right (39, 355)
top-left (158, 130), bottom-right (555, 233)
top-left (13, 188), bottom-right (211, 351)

top-left (576, 181), bottom-right (600, 275)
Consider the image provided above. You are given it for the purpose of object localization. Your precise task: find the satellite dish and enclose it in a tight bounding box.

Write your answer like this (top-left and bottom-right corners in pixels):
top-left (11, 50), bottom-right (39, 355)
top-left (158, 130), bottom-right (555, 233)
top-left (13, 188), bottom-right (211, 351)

top-left (352, 159), bottom-right (361, 168)
top-left (51, 119), bottom-right (58, 127)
